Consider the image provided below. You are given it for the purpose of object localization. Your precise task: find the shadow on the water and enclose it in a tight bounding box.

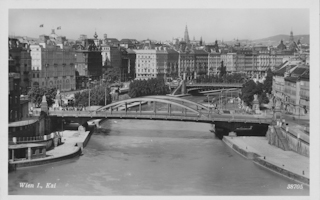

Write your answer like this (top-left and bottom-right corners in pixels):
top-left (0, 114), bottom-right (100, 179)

top-left (94, 128), bottom-right (112, 135)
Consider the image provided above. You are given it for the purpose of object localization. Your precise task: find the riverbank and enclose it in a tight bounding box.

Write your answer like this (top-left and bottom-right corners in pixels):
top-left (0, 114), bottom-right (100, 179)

top-left (9, 129), bottom-right (92, 169)
top-left (222, 136), bottom-right (309, 185)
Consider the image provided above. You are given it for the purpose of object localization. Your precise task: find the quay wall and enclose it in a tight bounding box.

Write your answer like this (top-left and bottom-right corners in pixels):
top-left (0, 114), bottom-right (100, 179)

top-left (266, 125), bottom-right (309, 157)
top-left (253, 157), bottom-right (309, 185)
top-left (10, 147), bottom-right (82, 168)
top-left (222, 136), bottom-right (309, 186)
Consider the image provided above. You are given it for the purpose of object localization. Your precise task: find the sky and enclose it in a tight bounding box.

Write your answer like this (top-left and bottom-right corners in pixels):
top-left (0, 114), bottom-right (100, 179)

top-left (9, 9), bottom-right (309, 43)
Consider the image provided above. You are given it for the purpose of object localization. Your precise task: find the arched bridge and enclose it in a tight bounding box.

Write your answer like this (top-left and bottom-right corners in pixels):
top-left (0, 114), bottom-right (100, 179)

top-left (96, 95), bottom-right (210, 114)
top-left (170, 82), bottom-right (243, 95)
top-left (48, 95), bottom-right (272, 139)
top-left (48, 95), bottom-right (271, 124)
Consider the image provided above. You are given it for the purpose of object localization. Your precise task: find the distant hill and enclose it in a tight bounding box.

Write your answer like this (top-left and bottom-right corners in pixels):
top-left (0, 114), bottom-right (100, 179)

top-left (253, 34), bottom-right (309, 46)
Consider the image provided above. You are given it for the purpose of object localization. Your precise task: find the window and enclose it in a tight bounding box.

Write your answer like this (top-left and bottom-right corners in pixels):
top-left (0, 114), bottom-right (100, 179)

top-left (32, 148), bottom-right (36, 155)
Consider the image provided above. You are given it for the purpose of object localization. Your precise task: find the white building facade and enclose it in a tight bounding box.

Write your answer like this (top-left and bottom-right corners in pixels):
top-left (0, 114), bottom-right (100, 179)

top-left (134, 49), bottom-right (157, 80)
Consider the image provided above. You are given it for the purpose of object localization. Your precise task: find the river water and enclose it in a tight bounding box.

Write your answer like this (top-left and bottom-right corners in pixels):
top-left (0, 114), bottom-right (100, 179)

top-left (9, 119), bottom-right (308, 196)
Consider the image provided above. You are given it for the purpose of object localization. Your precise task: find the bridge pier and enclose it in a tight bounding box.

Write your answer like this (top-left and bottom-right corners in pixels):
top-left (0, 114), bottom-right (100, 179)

top-left (153, 101), bottom-right (156, 115)
top-left (168, 104), bottom-right (171, 116)
top-left (139, 102), bottom-right (142, 115)
top-left (125, 102), bottom-right (127, 115)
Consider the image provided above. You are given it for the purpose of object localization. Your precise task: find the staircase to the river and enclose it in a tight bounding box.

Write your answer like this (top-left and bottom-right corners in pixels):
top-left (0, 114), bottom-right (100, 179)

top-left (274, 126), bottom-right (290, 151)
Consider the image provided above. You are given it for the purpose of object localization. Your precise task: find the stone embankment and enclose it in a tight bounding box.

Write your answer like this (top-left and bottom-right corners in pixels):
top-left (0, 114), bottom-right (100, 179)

top-left (223, 135), bottom-right (309, 185)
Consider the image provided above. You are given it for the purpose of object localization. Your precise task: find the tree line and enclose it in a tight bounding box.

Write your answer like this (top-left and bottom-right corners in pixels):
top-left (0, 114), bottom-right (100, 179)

top-left (128, 78), bottom-right (170, 98)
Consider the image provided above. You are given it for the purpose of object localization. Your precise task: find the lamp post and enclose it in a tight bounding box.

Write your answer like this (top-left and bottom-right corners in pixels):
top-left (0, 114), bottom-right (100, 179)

top-left (207, 95), bottom-right (210, 114)
top-left (105, 86), bottom-right (107, 106)
top-left (88, 78), bottom-right (91, 110)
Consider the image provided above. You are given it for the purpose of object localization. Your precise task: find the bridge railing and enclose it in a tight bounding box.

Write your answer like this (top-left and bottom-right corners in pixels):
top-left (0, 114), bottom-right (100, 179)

top-left (48, 110), bottom-right (272, 124)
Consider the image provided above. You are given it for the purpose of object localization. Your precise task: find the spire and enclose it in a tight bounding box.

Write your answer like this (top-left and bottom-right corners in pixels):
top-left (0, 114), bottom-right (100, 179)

top-left (289, 30), bottom-right (294, 42)
top-left (200, 36), bottom-right (203, 46)
top-left (184, 25), bottom-right (190, 44)
top-left (94, 30), bottom-right (98, 39)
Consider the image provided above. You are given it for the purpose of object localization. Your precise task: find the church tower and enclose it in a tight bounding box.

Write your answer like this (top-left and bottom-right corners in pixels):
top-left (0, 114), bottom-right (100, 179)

top-left (289, 30), bottom-right (294, 43)
top-left (93, 31), bottom-right (99, 47)
top-left (184, 25), bottom-right (190, 44)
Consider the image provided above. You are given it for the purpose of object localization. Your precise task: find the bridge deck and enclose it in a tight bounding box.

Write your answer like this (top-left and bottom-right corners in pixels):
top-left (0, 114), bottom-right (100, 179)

top-left (170, 83), bottom-right (243, 88)
top-left (48, 110), bottom-right (272, 124)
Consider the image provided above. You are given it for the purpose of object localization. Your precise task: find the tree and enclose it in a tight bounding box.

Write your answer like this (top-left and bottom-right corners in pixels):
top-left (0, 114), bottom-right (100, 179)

top-left (258, 92), bottom-right (269, 105)
top-left (241, 80), bottom-right (270, 108)
top-left (74, 84), bottom-right (112, 107)
top-left (218, 61), bottom-right (227, 78)
top-left (263, 68), bottom-right (273, 94)
top-left (241, 80), bottom-right (257, 107)
top-left (104, 66), bottom-right (120, 84)
top-left (28, 87), bottom-right (57, 107)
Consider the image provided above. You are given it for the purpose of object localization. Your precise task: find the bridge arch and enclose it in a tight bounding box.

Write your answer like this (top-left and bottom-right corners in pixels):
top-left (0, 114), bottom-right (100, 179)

top-left (96, 97), bottom-right (201, 115)
top-left (144, 95), bottom-right (210, 111)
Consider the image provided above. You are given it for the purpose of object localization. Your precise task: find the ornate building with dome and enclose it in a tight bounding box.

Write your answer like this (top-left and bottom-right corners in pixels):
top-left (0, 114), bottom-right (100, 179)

top-left (29, 29), bottom-right (76, 91)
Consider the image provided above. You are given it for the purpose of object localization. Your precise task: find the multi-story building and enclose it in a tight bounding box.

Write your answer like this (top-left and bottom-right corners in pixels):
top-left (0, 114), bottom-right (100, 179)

top-left (298, 69), bottom-right (309, 115)
top-left (221, 52), bottom-right (237, 74)
top-left (134, 49), bottom-right (157, 80)
top-left (194, 49), bottom-right (208, 76)
top-left (9, 73), bottom-right (21, 122)
top-left (155, 46), bottom-right (168, 79)
top-left (105, 38), bottom-right (120, 47)
top-left (272, 62), bottom-right (297, 106)
top-left (74, 34), bottom-right (102, 82)
top-left (9, 38), bottom-right (32, 94)
top-left (166, 49), bottom-right (179, 78)
top-left (120, 48), bottom-right (136, 82)
top-left (235, 52), bottom-right (245, 73)
top-left (207, 41), bottom-right (221, 75)
top-left (30, 30), bottom-right (76, 91)
top-left (120, 39), bottom-right (136, 49)
top-left (272, 61), bottom-right (309, 115)
top-left (178, 49), bottom-right (195, 80)
top-left (208, 51), bottom-right (221, 75)
top-left (283, 66), bottom-right (309, 115)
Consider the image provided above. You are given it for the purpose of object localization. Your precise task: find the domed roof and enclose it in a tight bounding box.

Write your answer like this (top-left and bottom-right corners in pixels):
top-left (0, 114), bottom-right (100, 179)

top-left (49, 29), bottom-right (58, 40)
top-left (277, 40), bottom-right (286, 50)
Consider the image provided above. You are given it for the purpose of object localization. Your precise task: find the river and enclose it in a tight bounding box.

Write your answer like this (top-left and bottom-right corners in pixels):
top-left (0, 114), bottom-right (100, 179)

top-left (9, 119), bottom-right (308, 195)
